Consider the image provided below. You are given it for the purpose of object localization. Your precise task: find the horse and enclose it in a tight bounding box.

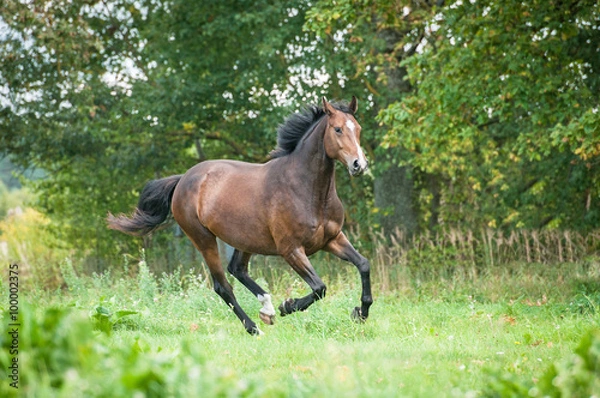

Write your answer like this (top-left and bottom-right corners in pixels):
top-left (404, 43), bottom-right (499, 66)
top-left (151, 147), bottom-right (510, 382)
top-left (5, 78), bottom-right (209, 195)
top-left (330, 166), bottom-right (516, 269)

top-left (107, 97), bottom-right (372, 335)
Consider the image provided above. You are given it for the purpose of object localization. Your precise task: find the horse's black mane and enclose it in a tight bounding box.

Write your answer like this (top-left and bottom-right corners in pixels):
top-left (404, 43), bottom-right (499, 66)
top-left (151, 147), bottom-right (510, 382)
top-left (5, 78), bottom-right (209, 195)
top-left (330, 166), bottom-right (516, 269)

top-left (269, 101), bottom-right (354, 159)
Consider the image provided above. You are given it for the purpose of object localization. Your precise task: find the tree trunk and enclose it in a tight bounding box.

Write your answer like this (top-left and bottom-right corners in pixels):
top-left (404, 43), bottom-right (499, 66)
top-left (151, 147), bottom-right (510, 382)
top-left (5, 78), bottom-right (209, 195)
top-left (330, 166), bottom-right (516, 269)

top-left (374, 163), bottom-right (418, 236)
top-left (372, 27), bottom-right (419, 237)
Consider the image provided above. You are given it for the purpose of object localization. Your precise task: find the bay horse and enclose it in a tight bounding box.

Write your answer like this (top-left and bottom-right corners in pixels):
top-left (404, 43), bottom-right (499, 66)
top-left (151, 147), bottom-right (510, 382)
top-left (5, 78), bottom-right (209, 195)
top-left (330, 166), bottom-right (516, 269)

top-left (107, 97), bottom-right (372, 335)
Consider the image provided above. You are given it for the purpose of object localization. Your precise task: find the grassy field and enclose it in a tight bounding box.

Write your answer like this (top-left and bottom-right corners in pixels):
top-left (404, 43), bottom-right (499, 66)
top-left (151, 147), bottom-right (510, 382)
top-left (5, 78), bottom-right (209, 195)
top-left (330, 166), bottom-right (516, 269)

top-left (1, 256), bottom-right (600, 397)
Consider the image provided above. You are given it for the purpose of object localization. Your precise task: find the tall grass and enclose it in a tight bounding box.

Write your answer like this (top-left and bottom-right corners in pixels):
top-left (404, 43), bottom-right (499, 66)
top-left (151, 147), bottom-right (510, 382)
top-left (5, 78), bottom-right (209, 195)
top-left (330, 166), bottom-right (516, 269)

top-left (362, 227), bottom-right (600, 269)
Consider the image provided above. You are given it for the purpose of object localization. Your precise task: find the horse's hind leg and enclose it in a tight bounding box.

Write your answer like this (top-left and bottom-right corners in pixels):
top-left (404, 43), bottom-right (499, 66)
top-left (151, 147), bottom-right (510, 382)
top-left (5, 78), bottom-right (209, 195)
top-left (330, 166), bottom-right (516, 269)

top-left (205, 245), bottom-right (261, 335)
top-left (183, 226), bottom-right (260, 335)
top-left (278, 247), bottom-right (326, 316)
top-left (227, 250), bottom-right (276, 325)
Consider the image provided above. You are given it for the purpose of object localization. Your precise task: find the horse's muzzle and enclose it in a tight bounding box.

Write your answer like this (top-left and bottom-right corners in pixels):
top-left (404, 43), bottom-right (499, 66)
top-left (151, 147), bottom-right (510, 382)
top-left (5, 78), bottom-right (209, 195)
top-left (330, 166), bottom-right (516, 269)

top-left (349, 158), bottom-right (368, 177)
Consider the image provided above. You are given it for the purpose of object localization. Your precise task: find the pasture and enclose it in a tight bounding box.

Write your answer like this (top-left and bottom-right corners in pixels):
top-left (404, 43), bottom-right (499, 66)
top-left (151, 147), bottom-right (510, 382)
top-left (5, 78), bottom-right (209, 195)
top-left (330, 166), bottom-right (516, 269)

top-left (2, 255), bottom-right (599, 397)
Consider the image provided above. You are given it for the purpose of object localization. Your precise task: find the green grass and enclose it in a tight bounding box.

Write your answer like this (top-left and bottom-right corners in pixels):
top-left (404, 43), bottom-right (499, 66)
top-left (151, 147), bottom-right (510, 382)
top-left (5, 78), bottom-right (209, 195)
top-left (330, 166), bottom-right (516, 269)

top-left (1, 259), bottom-right (600, 397)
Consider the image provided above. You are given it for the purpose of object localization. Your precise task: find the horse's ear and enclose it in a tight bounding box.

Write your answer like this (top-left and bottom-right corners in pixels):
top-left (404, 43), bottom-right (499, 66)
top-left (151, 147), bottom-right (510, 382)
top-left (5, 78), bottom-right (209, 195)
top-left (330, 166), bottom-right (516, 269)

top-left (349, 96), bottom-right (358, 114)
top-left (322, 97), bottom-right (336, 116)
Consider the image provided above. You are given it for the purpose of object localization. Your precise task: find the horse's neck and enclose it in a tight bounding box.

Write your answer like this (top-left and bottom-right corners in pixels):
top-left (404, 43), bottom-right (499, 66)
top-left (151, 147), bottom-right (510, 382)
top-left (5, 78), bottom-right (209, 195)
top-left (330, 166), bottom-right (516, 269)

top-left (289, 118), bottom-right (337, 204)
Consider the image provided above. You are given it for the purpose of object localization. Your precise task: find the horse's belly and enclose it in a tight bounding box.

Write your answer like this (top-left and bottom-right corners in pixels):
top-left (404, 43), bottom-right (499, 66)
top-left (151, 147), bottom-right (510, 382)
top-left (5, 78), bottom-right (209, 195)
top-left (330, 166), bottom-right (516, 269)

top-left (201, 207), bottom-right (278, 255)
top-left (214, 223), bottom-right (278, 255)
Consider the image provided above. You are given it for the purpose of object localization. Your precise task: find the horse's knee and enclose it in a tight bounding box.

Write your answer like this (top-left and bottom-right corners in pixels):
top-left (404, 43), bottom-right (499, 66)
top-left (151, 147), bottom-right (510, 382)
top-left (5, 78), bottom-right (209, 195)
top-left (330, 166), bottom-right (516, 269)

top-left (357, 257), bottom-right (370, 274)
top-left (213, 282), bottom-right (225, 296)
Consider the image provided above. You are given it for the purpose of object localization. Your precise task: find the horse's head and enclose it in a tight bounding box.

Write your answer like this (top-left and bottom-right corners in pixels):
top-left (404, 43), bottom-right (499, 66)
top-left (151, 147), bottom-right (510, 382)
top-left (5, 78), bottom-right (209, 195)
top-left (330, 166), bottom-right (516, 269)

top-left (322, 96), bottom-right (368, 176)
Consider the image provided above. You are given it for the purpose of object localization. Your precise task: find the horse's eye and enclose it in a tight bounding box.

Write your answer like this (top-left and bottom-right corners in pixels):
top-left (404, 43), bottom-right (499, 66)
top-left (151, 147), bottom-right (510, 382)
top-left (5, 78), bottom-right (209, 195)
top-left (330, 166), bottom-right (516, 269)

top-left (334, 127), bottom-right (342, 134)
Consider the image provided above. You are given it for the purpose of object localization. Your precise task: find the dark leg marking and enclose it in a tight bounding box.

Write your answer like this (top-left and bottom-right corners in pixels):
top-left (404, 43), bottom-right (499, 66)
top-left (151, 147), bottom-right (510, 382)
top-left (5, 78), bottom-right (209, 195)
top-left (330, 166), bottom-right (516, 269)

top-left (279, 248), bottom-right (327, 316)
top-left (325, 232), bottom-right (373, 321)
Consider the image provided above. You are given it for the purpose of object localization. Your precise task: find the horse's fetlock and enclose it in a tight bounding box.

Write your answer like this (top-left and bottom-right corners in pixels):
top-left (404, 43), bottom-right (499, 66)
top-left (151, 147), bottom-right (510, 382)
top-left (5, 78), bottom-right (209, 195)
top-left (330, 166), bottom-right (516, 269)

top-left (314, 284), bottom-right (327, 300)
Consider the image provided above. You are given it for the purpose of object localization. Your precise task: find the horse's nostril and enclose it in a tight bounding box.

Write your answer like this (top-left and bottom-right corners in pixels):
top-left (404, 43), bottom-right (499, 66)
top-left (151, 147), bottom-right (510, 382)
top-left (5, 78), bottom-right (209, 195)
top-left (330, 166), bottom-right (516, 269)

top-left (353, 159), bottom-right (360, 170)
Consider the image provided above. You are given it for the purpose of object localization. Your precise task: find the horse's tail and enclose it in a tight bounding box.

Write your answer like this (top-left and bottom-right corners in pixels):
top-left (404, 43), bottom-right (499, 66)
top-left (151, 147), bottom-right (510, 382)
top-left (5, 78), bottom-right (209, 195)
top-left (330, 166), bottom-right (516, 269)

top-left (107, 174), bottom-right (183, 236)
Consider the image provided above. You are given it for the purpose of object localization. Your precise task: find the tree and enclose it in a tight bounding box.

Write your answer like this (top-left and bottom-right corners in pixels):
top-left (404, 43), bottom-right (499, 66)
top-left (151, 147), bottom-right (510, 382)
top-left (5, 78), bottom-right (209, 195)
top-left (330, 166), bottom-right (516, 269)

top-left (1, 0), bottom-right (149, 262)
top-left (379, 0), bottom-right (600, 230)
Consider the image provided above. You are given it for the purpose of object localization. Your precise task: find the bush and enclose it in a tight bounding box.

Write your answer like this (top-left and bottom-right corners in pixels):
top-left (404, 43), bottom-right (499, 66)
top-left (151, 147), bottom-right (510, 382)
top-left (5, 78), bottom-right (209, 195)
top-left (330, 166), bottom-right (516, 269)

top-left (0, 208), bottom-right (69, 289)
top-left (0, 303), bottom-right (268, 397)
top-left (484, 329), bottom-right (600, 397)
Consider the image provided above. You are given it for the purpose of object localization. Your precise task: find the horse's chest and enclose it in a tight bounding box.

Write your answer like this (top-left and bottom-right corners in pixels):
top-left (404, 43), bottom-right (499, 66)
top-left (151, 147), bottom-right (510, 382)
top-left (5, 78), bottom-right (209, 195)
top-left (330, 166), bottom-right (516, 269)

top-left (304, 216), bottom-right (342, 254)
top-left (274, 191), bottom-right (344, 254)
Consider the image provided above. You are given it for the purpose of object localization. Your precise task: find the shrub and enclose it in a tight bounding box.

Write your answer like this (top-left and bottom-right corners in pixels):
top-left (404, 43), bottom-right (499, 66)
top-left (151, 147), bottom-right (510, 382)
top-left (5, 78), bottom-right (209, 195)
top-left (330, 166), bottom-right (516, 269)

top-left (0, 303), bottom-right (267, 397)
top-left (0, 208), bottom-right (69, 289)
top-left (484, 329), bottom-right (600, 397)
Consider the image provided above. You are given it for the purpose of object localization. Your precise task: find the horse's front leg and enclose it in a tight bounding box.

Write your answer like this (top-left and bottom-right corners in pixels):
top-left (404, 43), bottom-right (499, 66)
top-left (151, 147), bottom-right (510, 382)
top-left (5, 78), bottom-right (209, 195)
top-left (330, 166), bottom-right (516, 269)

top-left (278, 247), bottom-right (327, 316)
top-left (325, 232), bottom-right (373, 321)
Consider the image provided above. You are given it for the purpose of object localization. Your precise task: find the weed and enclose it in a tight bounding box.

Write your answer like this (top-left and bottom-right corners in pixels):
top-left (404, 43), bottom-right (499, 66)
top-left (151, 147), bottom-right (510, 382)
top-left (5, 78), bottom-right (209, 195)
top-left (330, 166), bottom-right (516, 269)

top-left (159, 267), bottom-right (183, 295)
top-left (59, 258), bottom-right (85, 293)
top-left (0, 304), bottom-right (265, 397)
top-left (90, 297), bottom-right (139, 335)
top-left (137, 251), bottom-right (157, 305)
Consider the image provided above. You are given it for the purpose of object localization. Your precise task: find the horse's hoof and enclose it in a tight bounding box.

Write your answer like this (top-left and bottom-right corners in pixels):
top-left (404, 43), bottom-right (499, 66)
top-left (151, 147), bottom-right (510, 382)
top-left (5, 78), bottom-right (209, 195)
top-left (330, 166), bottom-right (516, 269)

top-left (351, 307), bottom-right (366, 323)
top-left (278, 298), bottom-right (295, 316)
top-left (248, 325), bottom-right (264, 336)
top-left (259, 312), bottom-right (275, 325)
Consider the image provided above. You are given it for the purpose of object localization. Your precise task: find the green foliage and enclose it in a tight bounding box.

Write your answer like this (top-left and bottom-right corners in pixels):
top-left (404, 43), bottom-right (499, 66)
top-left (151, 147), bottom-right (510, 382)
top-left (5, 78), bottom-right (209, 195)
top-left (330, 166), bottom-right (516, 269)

top-left (0, 304), bottom-right (99, 397)
top-left (0, 304), bottom-right (264, 397)
top-left (59, 258), bottom-right (84, 293)
top-left (0, 182), bottom-right (7, 219)
top-left (380, 0), bottom-right (600, 230)
top-left (137, 255), bottom-right (158, 305)
top-left (2, 0), bottom-right (599, 272)
top-left (568, 280), bottom-right (600, 315)
top-left (484, 329), bottom-right (600, 397)
top-left (158, 267), bottom-right (183, 295)
top-left (0, 184), bottom-right (32, 220)
top-left (0, 208), bottom-right (69, 289)
top-left (90, 297), bottom-right (138, 335)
